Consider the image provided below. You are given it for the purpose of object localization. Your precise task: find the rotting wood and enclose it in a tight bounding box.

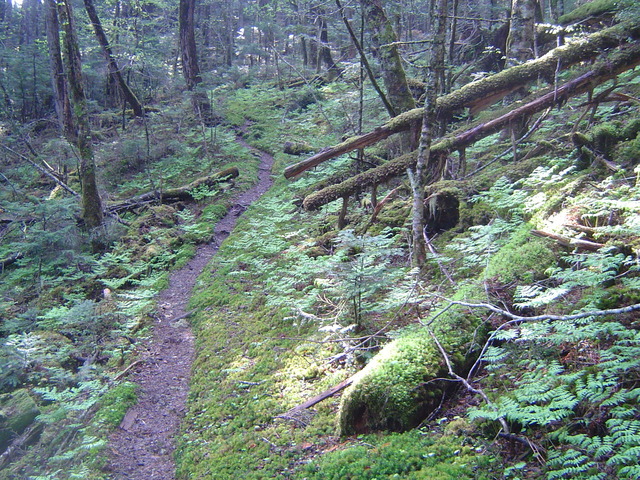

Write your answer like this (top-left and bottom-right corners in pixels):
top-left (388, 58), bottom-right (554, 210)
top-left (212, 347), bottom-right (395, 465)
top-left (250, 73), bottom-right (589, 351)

top-left (530, 229), bottom-right (606, 251)
top-left (0, 423), bottom-right (44, 469)
top-left (276, 377), bottom-right (353, 419)
top-left (119, 409), bottom-right (138, 431)
top-left (0, 252), bottom-right (24, 270)
top-left (284, 19), bottom-right (640, 179)
top-left (107, 166), bottom-right (239, 213)
top-left (301, 42), bottom-right (640, 211)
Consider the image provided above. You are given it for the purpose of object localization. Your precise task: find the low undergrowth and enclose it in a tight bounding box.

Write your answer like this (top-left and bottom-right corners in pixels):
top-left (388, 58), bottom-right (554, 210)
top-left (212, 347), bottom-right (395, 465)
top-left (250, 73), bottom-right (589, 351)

top-left (0, 104), bottom-right (260, 478)
top-left (178, 72), bottom-right (640, 480)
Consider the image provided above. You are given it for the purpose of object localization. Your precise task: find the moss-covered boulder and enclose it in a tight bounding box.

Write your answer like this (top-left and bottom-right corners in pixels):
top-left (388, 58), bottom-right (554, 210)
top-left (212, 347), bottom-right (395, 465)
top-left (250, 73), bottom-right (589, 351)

top-left (0, 389), bottom-right (40, 453)
top-left (338, 288), bottom-right (484, 435)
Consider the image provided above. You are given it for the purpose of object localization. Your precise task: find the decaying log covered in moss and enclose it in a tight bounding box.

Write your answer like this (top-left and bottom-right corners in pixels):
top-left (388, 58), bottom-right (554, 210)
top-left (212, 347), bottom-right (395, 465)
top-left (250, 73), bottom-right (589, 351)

top-left (558, 0), bottom-right (618, 26)
top-left (108, 166), bottom-right (239, 213)
top-left (285, 19), bottom-right (640, 179)
top-left (303, 42), bottom-right (640, 211)
top-left (338, 287), bottom-right (485, 435)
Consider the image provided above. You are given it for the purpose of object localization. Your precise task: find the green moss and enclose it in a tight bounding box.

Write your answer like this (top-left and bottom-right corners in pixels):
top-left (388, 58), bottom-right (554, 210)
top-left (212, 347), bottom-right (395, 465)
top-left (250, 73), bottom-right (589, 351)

top-left (303, 430), bottom-right (498, 479)
top-left (0, 389), bottom-right (40, 452)
top-left (559, 0), bottom-right (618, 25)
top-left (615, 134), bottom-right (640, 166)
top-left (591, 122), bottom-right (621, 158)
top-left (483, 224), bottom-right (558, 284)
top-left (93, 382), bottom-right (138, 428)
top-left (338, 285), bottom-right (486, 436)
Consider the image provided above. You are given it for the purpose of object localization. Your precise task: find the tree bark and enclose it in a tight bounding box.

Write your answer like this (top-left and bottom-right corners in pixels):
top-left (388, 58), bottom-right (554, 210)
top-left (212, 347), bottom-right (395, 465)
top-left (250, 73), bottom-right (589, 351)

top-left (360, 0), bottom-right (416, 116)
top-left (315, 8), bottom-right (341, 79)
top-left (506, 0), bottom-right (538, 65)
top-left (44, 0), bottom-right (73, 138)
top-left (58, 0), bottom-right (104, 230)
top-left (283, 18), bottom-right (640, 179)
top-left (179, 0), bottom-right (214, 125)
top-left (83, 0), bottom-right (144, 117)
top-left (301, 41), bottom-right (640, 211)
top-left (410, 0), bottom-right (447, 268)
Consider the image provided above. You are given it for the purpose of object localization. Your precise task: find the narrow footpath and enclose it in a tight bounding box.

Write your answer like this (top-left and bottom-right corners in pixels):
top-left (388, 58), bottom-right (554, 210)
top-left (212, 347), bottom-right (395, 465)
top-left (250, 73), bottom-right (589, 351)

top-left (106, 138), bottom-right (274, 480)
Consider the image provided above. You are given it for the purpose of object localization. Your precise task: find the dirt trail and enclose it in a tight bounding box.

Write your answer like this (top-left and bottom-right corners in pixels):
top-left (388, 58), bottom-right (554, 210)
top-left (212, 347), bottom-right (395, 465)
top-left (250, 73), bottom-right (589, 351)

top-left (106, 138), bottom-right (274, 480)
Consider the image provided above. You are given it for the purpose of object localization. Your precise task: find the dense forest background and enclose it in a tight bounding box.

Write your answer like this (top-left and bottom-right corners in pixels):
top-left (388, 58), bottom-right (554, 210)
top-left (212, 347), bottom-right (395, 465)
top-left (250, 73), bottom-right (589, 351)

top-left (1, 0), bottom-right (640, 478)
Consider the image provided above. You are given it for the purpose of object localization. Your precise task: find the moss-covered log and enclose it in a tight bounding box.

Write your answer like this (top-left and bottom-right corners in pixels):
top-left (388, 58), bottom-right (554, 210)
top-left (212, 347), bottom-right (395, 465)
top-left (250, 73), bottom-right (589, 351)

top-left (0, 389), bottom-right (40, 454)
top-left (338, 288), bottom-right (485, 435)
top-left (108, 166), bottom-right (239, 213)
top-left (559, 0), bottom-right (618, 26)
top-left (285, 18), bottom-right (640, 179)
top-left (303, 42), bottom-right (640, 211)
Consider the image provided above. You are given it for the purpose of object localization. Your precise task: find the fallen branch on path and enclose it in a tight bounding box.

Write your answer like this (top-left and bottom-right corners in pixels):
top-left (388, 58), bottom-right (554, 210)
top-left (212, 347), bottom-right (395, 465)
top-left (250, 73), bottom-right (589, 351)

top-left (113, 359), bottom-right (146, 381)
top-left (530, 229), bottom-right (606, 251)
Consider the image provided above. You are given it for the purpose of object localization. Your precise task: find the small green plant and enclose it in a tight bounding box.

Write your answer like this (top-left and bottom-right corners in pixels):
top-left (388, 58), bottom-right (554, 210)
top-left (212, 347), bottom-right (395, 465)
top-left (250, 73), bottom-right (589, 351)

top-left (94, 382), bottom-right (138, 427)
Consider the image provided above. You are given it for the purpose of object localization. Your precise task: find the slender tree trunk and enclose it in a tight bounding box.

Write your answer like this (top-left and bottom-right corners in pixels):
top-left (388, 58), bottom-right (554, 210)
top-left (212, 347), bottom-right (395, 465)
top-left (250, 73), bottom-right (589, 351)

top-left (315, 8), bottom-right (341, 79)
top-left (58, 0), bottom-right (103, 230)
top-left (505, 0), bottom-right (539, 140)
top-left (44, 0), bottom-right (73, 138)
top-left (179, 0), bottom-right (213, 125)
top-left (83, 0), bottom-right (144, 117)
top-left (336, 0), bottom-right (394, 117)
top-left (410, 0), bottom-right (447, 267)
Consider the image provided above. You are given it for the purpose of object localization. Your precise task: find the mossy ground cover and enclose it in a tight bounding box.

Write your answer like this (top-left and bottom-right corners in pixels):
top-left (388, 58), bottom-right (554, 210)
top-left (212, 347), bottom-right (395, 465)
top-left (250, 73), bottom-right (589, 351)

top-left (176, 71), bottom-right (640, 480)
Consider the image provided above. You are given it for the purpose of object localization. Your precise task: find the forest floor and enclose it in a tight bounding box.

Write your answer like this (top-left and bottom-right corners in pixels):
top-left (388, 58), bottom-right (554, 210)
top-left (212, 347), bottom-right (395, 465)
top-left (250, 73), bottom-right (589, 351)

top-left (105, 136), bottom-right (274, 480)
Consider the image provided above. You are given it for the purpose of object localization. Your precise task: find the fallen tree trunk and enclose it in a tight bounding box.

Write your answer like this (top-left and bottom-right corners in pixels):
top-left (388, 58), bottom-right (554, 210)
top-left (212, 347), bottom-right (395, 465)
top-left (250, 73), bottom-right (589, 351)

top-left (108, 166), bottom-right (239, 213)
top-left (284, 18), bottom-right (640, 179)
top-left (302, 42), bottom-right (640, 210)
top-left (0, 252), bottom-right (24, 270)
top-left (530, 229), bottom-right (606, 251)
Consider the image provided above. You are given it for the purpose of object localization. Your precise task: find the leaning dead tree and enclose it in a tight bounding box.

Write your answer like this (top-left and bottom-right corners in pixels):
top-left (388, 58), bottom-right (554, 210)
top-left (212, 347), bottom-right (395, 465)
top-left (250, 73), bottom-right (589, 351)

top-left (83, 0), bottom-right (144, 117)
top-left (302, 42), bottom-right (640, 210)
top-left (283, 18), bottom-right (640, 179)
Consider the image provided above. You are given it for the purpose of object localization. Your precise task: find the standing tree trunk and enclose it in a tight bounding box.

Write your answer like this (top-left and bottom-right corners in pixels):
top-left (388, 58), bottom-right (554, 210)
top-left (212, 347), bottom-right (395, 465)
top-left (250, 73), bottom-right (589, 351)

top-left (506, 0), bottom-right (538, 65)
top-left (83, 0), bottom-right (144, 117)
top-left (315, 8), bottom-right (341, 79)
top-left (410, 0), bottom-right (447, 267)
top-left (505, 0), bottom-right (539, 141)
top-left (336, 0), bottom-right (394, 117)
top-left (361, 0), bottom-right (415, 117)
top-left (58, 0), bottom-right (103, 230)
top-left (179, 0), bottom-right (214, 125)
top-left (44, 0), bottom-right (73, 138)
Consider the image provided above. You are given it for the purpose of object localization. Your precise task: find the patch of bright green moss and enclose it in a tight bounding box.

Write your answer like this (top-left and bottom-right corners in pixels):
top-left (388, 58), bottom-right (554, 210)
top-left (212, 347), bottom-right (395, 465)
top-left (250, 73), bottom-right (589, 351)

top-left (483, 223), bottom-right (557, 284)
top-left (303, 430), bottom-right (499, 479)
top-left (559, 0), bottom-right (618, 25)
top-left (93, 382), bottom-right (138, 428)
